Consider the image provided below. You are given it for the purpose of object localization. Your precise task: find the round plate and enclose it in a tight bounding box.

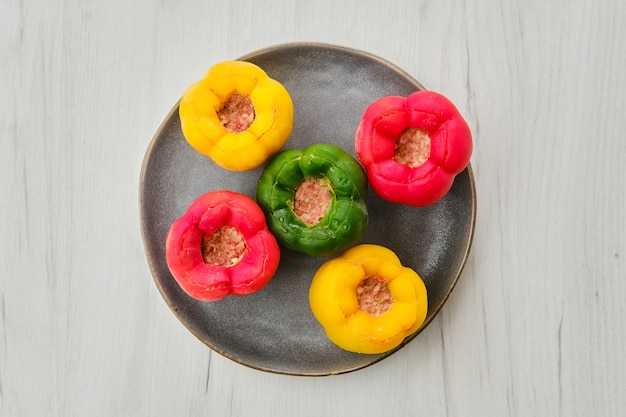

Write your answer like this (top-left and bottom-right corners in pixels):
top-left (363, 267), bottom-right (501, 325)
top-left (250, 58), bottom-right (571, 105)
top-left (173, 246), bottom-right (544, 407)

top-left (139, 42), bottom-right (476, 376)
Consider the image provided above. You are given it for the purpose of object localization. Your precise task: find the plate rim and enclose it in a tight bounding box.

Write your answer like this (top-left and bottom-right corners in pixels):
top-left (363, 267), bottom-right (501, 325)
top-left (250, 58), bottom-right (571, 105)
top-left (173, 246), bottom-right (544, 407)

top-left (138, 41), bottom-right (477, 376)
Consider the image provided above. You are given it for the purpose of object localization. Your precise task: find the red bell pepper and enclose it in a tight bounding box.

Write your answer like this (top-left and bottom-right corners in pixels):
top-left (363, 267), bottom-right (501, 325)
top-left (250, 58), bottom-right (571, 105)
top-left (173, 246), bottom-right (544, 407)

top-left (166, 190), bottom-right (280, 301)
top-left (355, 91), bottom-right (472, 207)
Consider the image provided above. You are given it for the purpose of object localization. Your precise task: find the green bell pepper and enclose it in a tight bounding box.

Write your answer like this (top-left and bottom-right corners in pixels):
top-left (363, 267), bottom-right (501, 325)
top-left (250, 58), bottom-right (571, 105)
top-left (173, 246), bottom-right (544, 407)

top-left (256, 144), bottom-right (368, 257)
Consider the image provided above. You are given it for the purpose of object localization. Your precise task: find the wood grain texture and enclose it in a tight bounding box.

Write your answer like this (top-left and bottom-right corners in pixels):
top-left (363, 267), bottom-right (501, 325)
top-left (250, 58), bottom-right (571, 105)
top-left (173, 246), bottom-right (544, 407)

top-left (1, 0), bottom-right (624, 415)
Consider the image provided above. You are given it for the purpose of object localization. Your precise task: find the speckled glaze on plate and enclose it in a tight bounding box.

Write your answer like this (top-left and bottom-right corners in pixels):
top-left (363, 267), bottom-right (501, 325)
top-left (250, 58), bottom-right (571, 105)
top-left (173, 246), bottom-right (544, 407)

top-left (139, 42), bottom-right (476, 376)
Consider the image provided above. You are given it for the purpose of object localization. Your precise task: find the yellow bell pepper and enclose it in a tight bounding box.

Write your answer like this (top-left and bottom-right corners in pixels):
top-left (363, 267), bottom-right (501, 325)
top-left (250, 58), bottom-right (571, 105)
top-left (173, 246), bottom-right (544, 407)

top-left (309, 244), bottom-right (428, 354)
top-left (179, 60), bottom-right (294, 171)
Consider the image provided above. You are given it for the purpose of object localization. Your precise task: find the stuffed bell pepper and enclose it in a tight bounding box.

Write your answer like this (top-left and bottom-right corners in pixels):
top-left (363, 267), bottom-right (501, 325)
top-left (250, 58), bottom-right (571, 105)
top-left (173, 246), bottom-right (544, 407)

top-left (256, 144), bottom-right (368, 257)
top-left (309, 244), bottom-right (428, 354)
top-left (165, 190), bottom-right (280, 301)
top-left (179, 60), bottom-right (294, 171)
top-left (355, 90), bottom-right (472, 207)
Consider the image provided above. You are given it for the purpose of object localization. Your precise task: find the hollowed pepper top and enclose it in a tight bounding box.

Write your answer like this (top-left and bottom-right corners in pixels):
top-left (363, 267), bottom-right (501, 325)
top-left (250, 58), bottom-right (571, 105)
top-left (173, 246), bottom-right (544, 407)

top-left (355, 90), bottom-right (472, 207)
top-left (179, 60), bottom-right (294, 171)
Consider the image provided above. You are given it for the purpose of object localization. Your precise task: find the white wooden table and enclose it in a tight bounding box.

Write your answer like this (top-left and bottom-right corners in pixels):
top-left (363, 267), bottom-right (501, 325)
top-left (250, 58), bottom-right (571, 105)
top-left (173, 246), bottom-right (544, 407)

top-left (2, 1), bottom-right (624, 415)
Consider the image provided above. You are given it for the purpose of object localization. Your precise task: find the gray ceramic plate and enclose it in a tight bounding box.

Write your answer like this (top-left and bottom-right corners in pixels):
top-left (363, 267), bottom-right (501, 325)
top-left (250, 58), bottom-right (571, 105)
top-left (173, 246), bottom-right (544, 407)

top-left (139, 43), bottom-right (476, 376)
